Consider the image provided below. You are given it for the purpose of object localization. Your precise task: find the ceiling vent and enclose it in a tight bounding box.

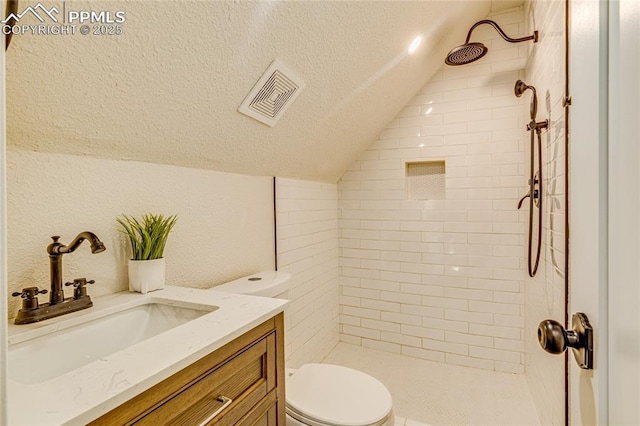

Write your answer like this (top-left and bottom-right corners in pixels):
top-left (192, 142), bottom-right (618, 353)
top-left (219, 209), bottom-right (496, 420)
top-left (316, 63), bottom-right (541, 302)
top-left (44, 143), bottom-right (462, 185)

top-left (238, 59), bottom-right (305, 127)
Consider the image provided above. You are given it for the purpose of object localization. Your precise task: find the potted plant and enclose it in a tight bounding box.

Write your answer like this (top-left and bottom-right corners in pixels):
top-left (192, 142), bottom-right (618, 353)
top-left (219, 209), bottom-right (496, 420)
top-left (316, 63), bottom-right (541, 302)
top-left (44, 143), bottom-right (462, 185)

top-left (117, 213), bottom-right (177, 294)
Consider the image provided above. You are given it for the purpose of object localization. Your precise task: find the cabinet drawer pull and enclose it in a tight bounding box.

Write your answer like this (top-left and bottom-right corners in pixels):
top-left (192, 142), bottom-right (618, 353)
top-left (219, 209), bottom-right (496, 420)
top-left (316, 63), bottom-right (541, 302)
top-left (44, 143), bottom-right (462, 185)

top-left (198, 395), bottom-right (233, 425)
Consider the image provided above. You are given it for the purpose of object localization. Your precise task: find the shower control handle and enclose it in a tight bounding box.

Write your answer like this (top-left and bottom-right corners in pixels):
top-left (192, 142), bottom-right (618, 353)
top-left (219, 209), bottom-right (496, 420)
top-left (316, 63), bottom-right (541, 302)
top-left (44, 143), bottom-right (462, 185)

top-left (538, 313), bottom-right (593, 369)
top-left (517, 173), bottom-right (541, 210)
top-left (517, 192), bottom-right (530, 209)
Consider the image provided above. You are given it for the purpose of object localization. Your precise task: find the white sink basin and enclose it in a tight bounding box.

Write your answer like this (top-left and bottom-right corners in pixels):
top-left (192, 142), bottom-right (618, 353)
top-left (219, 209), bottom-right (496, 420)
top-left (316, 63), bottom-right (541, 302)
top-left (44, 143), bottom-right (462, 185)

top-left (9, 300), bottom-right (216, 384)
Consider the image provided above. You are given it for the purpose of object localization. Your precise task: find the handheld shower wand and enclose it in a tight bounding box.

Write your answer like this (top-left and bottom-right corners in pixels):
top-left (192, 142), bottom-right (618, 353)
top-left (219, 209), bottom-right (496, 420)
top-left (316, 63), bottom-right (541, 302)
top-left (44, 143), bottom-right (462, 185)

top-left (515, 80), bottom-right (547, 278)
top-left (514, 80), bottom-right (549, 131)
top-left (514, 80), bottom-right (538, 120)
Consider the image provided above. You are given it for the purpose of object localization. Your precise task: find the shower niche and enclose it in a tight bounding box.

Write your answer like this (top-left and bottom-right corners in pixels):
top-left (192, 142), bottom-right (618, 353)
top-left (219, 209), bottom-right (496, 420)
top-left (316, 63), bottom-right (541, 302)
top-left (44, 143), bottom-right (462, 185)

top-left (405, 160), bottom-right (445, 200)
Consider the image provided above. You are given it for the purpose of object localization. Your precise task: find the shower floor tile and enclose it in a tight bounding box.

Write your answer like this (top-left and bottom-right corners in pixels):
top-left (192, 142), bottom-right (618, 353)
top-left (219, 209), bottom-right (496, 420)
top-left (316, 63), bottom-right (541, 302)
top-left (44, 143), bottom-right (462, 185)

top-left (395, 417), bottom-right (430, 426)
top-left (323, 342), bottom-right (539, 426)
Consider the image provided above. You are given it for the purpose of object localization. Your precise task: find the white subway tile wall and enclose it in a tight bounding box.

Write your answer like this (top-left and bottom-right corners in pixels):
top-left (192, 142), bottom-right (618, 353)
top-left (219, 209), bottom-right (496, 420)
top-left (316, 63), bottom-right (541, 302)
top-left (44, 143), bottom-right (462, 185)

top-left (523, 1), bottom-right (566, 424)
top-left (338, 7), bottom-right (529, 373)
top-left (276, 178), bottom-right (340, 368)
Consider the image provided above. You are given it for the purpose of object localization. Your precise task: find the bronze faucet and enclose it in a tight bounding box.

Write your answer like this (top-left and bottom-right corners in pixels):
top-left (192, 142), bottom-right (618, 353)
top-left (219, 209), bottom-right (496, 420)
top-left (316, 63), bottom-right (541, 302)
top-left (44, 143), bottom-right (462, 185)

top-left (12, 232), bottom-right (106, 324)
top-left (47, 232), bottom-right (106, 305)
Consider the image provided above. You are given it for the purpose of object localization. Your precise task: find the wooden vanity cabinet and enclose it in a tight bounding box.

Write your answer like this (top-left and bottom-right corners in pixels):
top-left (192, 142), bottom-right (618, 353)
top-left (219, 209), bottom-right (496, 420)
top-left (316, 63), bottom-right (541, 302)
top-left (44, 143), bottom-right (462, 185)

top-left (90, 313), bottom-right (285, 426)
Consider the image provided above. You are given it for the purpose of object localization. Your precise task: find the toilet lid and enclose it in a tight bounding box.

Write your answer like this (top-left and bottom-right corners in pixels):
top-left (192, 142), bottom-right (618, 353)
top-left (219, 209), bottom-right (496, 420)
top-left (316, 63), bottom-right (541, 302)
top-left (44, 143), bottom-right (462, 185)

top-left (286, 363), bottom-right (392, 426)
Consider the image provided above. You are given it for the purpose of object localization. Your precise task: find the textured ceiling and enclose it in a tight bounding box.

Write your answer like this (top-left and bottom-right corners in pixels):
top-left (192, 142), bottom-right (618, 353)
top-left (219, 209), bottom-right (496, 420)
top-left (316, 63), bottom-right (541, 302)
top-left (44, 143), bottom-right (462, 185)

top-left (5, 0), bottom-right (498, 182)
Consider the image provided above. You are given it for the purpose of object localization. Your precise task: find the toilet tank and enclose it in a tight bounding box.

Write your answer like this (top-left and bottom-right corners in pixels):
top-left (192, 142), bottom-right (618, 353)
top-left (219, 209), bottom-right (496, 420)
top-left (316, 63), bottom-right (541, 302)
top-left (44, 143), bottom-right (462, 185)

top-left (211, 271), bottom-right (291, 299)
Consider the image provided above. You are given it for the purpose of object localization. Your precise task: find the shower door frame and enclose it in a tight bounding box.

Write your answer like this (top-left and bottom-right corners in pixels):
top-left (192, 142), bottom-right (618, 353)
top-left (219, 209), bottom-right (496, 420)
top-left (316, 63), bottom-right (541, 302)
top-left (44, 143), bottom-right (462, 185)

top-left (567, 0), bottom-right (609, 422)
top-left (603, 0), bottom-right (640, 423)
top-left (565, 0), bottom-right (640, 424)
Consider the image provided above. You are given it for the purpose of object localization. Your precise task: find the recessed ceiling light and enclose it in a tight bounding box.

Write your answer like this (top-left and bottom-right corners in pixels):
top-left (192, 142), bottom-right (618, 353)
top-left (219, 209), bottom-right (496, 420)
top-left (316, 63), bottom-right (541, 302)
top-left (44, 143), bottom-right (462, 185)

top-left (408, 35), bottom-right (422, 54)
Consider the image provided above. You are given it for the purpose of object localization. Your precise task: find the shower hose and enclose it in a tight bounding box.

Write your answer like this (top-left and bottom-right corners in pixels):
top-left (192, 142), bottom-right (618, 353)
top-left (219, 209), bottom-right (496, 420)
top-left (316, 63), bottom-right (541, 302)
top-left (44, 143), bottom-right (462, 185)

top-left (526, 125), bottom-right (543, 277)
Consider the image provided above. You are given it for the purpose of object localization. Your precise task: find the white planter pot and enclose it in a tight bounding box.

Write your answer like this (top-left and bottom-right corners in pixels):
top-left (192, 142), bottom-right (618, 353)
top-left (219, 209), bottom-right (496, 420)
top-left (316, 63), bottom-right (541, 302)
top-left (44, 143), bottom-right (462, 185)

top-left (128, 258), bottom-right (166, 294)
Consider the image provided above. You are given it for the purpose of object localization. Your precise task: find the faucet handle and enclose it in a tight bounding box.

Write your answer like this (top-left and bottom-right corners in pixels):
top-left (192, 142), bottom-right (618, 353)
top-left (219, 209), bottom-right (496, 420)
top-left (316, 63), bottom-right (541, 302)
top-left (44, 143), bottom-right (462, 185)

top-left (12, 287), bottom-right (48, 299)
top-left (65, 278), bottom-right (94, 299)
top-left (65, 278), bottom-right (95, 287)
top-left (11, 287), bottom-right (47, 310)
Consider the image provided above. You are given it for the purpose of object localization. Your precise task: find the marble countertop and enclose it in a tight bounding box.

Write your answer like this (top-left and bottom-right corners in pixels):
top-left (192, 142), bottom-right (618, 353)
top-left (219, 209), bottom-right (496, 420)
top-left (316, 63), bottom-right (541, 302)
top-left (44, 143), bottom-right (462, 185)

top-left (6, 286), bottom-right (288, 425)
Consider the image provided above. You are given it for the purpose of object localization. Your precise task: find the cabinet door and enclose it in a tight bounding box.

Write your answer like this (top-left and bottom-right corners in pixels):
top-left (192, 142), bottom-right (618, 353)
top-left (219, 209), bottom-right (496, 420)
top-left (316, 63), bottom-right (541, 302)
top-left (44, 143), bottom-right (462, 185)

top-left (250, 405), bottom-right (277, 426)
top-left (236, 391), bottom-right (278, 426)
top-left (90, 315), bottom-right (283, 426)
top-left (138, 334), bottom-right (274, 425)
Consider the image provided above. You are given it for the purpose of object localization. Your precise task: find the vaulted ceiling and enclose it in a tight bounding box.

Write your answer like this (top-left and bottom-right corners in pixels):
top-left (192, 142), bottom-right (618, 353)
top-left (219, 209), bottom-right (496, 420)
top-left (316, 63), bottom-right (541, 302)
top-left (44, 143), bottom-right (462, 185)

top-left (6, 1), bottom-right (520, 182)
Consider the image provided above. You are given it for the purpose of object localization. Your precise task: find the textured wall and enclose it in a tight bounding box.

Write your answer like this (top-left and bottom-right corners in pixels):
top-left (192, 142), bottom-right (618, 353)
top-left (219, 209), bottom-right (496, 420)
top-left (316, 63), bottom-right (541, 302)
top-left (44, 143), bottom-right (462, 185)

top-left (4, 1), bottom-right (495, 183)
top-left (275, 178), bottom-right (339, 368)
top-left (523, 1), bottom-right (566, 424)
top-left (6, 148), bottom-right (274, 319)
top-left (338, 7), bottom-right (529, 372)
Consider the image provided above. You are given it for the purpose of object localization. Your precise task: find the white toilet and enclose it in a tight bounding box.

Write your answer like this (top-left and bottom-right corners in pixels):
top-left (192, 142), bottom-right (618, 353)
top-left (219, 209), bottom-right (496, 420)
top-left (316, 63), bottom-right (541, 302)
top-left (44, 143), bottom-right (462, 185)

top-left (211, 271), bottom-right (394, 426)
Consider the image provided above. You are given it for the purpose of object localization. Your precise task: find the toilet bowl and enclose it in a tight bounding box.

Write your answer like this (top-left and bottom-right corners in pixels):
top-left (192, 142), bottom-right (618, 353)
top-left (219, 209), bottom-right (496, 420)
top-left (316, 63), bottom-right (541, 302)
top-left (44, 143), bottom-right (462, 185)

top-left (211, 271), bottom-right (394, 426)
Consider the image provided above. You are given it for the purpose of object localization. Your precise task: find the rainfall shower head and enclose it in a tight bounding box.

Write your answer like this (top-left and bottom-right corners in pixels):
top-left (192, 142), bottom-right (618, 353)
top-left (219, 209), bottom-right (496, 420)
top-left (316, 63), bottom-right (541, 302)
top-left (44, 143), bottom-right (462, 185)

top-left (445, 20), bottom-right (538, 66)
top-left (445, 42), bottom-right (488, 66)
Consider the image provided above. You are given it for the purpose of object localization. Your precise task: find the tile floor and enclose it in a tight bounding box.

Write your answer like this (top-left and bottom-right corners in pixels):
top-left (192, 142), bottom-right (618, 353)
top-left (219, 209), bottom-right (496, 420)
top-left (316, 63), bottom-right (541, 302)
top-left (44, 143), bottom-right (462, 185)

top-left (323, 343), bottom-right (539, 426)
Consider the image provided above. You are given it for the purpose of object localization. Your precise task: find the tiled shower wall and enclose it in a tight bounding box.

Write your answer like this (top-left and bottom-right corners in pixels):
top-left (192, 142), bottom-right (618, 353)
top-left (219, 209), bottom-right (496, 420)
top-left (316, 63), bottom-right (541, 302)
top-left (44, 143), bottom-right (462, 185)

top-left (338, 8), bottom-right (529, 373)
top-left (523, 1), bottom-right (566, 424)
top-left (275, 178), bottom-right (340, 368)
